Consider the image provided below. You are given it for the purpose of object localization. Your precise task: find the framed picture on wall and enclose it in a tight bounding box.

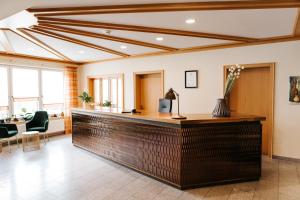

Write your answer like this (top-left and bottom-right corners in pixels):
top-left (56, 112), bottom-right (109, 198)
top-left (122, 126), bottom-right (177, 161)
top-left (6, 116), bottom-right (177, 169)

top-left (185, 70), bottom-right (198, 88)
top-left (289, 76), bottom-right (300, 103)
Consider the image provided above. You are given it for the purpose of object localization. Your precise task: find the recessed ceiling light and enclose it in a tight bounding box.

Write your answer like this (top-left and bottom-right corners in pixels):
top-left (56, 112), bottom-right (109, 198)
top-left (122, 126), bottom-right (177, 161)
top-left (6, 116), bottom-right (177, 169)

top-left (120, 45), bottom-right (127, 49)
top-left (185, 18), bottom-right (196, 24)
top-left (78, 50), bottom-right (85, 54)
top-left (156, 37), bottom-right (164, 41)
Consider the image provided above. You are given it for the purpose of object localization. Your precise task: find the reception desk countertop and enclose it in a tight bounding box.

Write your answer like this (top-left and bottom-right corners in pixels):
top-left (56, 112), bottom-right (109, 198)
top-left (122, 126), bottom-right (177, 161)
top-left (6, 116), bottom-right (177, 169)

top-left (72, 107), bottom-right (265, 125)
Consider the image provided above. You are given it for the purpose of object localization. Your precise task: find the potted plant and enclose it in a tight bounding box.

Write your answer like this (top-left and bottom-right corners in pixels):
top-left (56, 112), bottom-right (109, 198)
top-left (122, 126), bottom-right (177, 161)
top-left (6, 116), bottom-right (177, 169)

top-left (212, 64), bottom-right (244, 117)
top-left (78, 91), bottom-right (93, 108)
top-left (103, 100), bottom-right (112, 108)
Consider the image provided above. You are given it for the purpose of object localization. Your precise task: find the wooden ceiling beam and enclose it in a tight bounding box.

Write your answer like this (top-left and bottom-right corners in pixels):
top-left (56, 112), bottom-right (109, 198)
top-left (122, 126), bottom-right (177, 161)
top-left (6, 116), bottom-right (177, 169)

top-left (37, 17), bottom-right (257, 42)
top-left (37, 23), bottom-right (177, 51)
top-left (12, 29), bottom-right (72, 61)
top-left (294, 8), bottom-right (300, 35)
top-left (0, 50), bottom-right (82, 65)
top-left (26, 27), bottom-right (129, 57)
top-left (28, 1), bottom-right (300, 16)
top-left (0, 30), bottom-right (14, 53)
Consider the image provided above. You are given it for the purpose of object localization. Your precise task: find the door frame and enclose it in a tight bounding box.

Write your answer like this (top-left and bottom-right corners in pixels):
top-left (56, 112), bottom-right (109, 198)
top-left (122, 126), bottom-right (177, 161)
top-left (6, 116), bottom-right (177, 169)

top-left (133, 70), bottom-right (164, 110)
top-left (223, 63), bottom-right (275, 157)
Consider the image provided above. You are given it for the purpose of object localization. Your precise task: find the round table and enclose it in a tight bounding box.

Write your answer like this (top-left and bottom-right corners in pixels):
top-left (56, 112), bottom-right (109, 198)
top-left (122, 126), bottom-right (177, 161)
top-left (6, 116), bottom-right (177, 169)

top-left (22, 131), bottom-right (40, 152)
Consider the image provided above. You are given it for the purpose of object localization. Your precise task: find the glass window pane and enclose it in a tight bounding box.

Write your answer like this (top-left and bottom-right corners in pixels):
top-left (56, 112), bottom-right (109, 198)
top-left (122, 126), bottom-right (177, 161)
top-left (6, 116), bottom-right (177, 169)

top-left (111, 79), bottom-right (117, 107)
top-left (118, 78), bottom-right (123, 109)
top-left (0, 67), bottom-right (8, 107)
top-left (12, 68), bottom-right (39, 98)
top-left (102, 79), bottom-right (109, 103)
top-left (42, 70), bottom-right (64, 104)
top-left (14, 100), bottom-right (39, 116)
top-left (94, 79), bottom-right (100, 104)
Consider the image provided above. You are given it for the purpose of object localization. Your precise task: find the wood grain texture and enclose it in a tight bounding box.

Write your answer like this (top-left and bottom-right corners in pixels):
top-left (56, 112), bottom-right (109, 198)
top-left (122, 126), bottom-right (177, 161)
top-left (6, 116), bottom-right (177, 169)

top-left (224, 63), bottom-right (275, 157)
top-left (28, 1), bottom-right (300, 16)
top-left (0, 50), bottom-right (82, 65)
top-left (72, 107), bottom-right (265, 125)
top-left (134, 71), bottom-right (164, 113)
top-left (37, 17), bottom-right (257, 42)
top-left (72, 110), bottom-right (263, 189)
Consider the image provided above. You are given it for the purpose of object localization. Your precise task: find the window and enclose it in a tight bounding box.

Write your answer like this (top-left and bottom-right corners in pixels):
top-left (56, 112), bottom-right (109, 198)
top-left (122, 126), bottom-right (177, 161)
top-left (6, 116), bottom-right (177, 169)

top-left (42, 70), bottom-right (64, 114)
top-left (0, 66), bottom-right (8, 118)
top-left (0, 66), bottom-right (65, 118)
top-left (12, 68), bottom-right (39, 116)
top-left (89, 75), bottom-right (123, 109)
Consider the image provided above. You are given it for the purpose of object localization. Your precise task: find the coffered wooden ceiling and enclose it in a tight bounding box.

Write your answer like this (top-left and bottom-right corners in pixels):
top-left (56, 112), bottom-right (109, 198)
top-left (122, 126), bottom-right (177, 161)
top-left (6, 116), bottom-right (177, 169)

top-left (0, 0), bottom-right (300, 64)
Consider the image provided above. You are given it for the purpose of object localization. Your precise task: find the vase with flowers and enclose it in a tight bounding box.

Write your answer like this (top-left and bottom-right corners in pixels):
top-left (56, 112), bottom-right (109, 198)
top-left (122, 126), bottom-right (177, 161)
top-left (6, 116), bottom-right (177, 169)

top-left (212, 64), bottom-right (244, 117)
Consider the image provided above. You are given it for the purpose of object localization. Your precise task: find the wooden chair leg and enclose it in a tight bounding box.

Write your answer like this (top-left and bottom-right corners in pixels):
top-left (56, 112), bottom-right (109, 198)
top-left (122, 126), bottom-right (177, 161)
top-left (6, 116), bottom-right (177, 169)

top-left (43, 133), bottom-right (46, 144)
top-left (8, 139), bottom-right (11, 153)
top-left (16, 135), bottom-right (19, 148)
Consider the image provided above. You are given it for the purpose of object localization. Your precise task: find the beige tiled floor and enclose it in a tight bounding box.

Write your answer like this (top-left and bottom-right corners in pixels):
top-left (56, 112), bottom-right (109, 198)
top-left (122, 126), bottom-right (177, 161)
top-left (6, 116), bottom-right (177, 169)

top-left (1, 135), bottom-right (300, 200)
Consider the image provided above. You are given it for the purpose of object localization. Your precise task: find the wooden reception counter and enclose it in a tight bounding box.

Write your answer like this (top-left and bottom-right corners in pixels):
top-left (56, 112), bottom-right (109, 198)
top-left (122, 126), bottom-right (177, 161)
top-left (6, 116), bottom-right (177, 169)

top-left (72, 107), bottom-right (265, 189)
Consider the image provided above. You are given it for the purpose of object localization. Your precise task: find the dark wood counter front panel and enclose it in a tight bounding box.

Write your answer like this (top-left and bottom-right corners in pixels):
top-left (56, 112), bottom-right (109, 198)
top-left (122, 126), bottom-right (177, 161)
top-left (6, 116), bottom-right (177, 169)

top-left (72, 109), bottom-right (262, 189)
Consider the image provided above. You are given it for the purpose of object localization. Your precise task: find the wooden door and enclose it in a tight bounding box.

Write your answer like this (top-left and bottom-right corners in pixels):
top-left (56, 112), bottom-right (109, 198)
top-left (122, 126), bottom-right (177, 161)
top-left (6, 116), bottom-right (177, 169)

top-left (225, 63), bottom-right (274, 156)
top-left (134, 71), bottom-right (164, 113)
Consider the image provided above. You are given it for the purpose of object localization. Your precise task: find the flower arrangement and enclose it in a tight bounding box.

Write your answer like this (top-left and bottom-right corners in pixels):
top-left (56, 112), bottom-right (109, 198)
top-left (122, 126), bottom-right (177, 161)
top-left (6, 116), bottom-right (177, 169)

top-left (224, 64), bottom-right (244, 98)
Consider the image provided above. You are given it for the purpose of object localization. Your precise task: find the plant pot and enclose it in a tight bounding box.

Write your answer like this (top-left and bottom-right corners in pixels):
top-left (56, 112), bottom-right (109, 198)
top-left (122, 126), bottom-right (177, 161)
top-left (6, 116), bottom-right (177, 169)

top-left (212, 98), bottom-right (231, 117)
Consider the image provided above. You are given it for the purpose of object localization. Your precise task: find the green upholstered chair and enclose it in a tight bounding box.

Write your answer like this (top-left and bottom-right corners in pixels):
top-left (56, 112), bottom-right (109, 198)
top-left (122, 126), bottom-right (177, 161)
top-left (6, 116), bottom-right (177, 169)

top-left (0, 123), bottom-right (19, 152)
top-left (26, 111), bottom-right (49, 144)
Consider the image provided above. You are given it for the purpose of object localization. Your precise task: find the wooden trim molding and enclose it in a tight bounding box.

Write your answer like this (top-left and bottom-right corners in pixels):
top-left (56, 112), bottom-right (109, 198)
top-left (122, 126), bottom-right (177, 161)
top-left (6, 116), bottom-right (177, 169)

top-left (37, 23), bottom-right (177, 51)
top-left (12, 29), bottom-right (72, 61)
top-left (26, 27), bottom-right (129, 57)
top-left (28, 1), bottom-right (300, 16)
top-left (0, 51), bottom-right (82, 65)
top-left (86, 35), bottom-right (300, 64)
top-left (37, 17), bottom-right (257, 42)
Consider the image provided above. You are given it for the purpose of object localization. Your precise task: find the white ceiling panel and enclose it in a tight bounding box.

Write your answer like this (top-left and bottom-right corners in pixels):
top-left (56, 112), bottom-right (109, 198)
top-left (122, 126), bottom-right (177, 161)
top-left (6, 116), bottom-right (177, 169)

top-left (57, 8), bottom-right (298, 38)
top-left (5, 30), bottom-right (61, 59)
top-left (30, 31), bottom-right (119, 62)
top-left (0, 43), bottom-right (4, 51)
top-left (45, 30), bottom-right (163, 55)
top-left (58, 25), bottom-right (231, 49)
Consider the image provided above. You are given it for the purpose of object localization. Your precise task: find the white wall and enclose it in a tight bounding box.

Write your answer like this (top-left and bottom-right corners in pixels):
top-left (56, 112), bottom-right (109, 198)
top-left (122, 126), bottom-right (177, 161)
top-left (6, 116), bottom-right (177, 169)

top-left (79, 41), bottom-right (300, 159)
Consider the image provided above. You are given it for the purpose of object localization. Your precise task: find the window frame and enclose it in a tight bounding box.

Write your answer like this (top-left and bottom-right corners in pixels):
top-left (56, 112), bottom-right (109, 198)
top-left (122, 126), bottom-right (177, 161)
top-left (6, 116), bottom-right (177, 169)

top-left (0, 65), bottom-right (65, 117)
top-left (88, 74), bottom-right (124, 109)
top-left (0, 66), bottom-right (9, 117)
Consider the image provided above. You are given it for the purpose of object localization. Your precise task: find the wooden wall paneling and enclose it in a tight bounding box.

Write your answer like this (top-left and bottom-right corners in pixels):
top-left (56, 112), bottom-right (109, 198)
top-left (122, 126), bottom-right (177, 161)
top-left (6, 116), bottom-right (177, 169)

top-left (224, 63), bottom-right (275, 157)
top-left (134, 70), bottom-right (164, 113)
